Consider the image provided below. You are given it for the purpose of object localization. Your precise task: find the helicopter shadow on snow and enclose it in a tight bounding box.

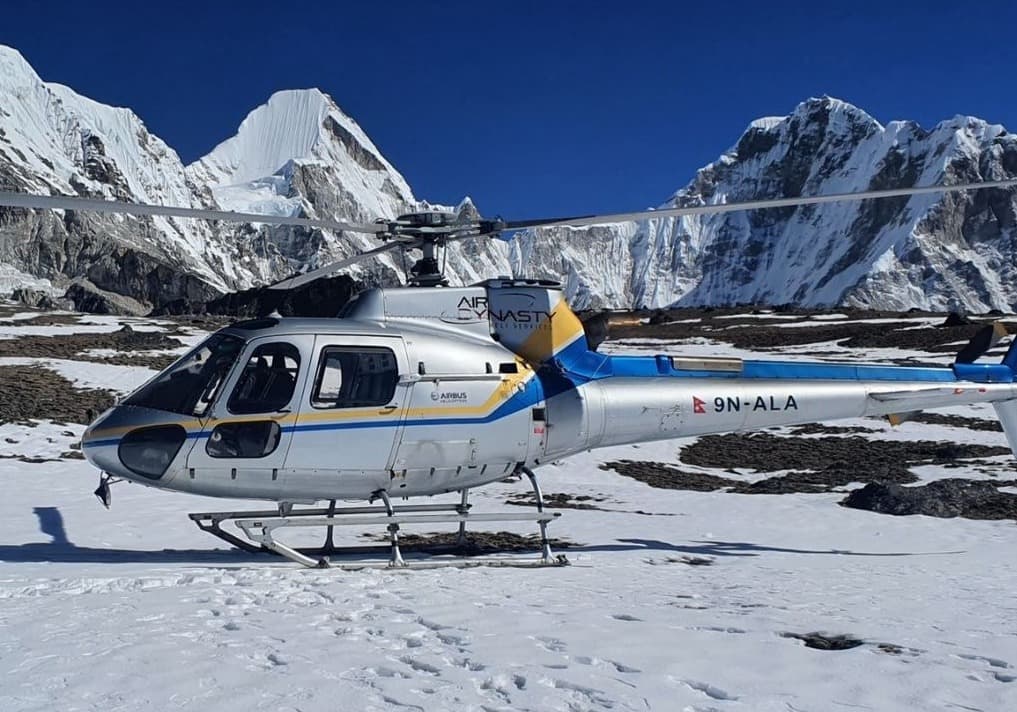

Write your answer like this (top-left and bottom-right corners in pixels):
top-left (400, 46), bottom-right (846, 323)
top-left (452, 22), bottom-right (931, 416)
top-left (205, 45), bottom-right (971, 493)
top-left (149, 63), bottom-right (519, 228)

top-left (0, 506), bottom-right (269, 566)
top-left (2, 508), bottom-right (964, 565)
top-left (567, 538), bottom-right (965, 558)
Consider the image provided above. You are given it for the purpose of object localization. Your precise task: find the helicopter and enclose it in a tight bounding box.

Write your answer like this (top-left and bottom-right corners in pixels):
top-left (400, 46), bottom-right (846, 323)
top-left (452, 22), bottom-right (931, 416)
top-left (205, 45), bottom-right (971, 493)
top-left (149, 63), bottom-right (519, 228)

top-left (4, 179), bottom-right (1017, 569)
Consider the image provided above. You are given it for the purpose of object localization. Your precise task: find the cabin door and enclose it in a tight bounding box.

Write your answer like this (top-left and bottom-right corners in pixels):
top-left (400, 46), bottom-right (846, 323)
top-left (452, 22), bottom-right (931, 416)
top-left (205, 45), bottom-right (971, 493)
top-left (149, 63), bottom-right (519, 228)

top-left (184, 335), bottom-right (312, 498)
top-left (282, 335), bottom-right (409, 474)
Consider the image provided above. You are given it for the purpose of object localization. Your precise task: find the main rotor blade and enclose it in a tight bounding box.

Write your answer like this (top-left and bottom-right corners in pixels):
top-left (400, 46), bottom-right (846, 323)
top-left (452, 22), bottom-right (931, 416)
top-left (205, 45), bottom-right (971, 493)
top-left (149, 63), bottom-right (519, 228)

top-left (504, 179), bottom-right (1017, 230)
top-left (0, 190), bottom-right (389, 234)
top-left (267, 241), bottom-right (406, 290)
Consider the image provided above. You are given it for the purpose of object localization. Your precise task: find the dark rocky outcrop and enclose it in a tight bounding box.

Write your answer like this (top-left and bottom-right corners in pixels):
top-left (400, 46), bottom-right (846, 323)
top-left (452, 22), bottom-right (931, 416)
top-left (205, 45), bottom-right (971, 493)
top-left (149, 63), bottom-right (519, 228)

top-left (63, 279), bottom-right (150, 316)
top-left (154, 274), bottom-right (362, 318)
top-left (0, 364), bottom-right (115, 424)
top-left (11, 287), bottom-right (71, 310)
top-left (601, 432), bottom-right (1011, 496)
top-left (781, 632), bottom-right (865, 651)
top-left (841, 479), bottom-right (1017, 520)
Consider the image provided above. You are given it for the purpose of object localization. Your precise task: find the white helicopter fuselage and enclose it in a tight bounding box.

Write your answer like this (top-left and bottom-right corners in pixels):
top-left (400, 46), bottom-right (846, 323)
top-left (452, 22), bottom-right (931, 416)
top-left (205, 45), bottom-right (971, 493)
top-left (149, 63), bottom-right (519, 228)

top-left (81, 280), bottom-right (1017, 504)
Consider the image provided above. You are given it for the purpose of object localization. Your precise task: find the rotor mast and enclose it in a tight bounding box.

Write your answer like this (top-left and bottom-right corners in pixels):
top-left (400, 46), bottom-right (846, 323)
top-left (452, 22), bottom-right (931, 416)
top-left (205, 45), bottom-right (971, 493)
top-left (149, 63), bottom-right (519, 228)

top-left (379, 211), bottom-right (506, 288)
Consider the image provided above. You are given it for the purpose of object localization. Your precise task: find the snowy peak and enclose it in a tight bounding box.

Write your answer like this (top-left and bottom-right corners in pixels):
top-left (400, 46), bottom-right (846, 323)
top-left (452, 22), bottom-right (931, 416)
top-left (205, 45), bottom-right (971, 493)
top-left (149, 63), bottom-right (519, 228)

top-left (185, 87), bottom-right (417, 227)
top-left (193, 89), bottom-right (332, 186)
top-left (0, 44), bottom-right (191, 206)
top-left (190, 88), bottom-right (411, 197)
top-left (0, 45), bottom-right (42, 90)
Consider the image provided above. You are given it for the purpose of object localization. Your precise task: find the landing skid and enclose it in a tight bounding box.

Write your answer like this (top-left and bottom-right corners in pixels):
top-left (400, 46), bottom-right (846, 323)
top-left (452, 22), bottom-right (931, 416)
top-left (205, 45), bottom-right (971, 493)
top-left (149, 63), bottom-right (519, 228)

top-left (188, 467), bottom-right (567, 569)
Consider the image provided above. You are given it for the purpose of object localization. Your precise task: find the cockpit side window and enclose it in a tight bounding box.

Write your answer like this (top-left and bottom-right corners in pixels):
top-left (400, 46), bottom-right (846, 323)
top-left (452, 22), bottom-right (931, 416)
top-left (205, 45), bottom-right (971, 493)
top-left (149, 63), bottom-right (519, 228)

top-left (311, 346), bottom-right (398, 408)
top-left (227, 342), bottom-right (301, 414)
top-left (124, 334), bottom-right (245, 416)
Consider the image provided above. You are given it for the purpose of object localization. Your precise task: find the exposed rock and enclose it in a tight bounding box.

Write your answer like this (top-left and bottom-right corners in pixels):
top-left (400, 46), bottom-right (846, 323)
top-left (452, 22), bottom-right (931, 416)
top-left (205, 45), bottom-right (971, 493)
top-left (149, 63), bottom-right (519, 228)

top-left (600, 434), bottom-right (1011, 495)
top-left (680, 434), bottom-right (1008, 481)
top-left (155, 274), bottom-right (362, 318)
top-left (0, 365), bottom-right (115, 424)
top-left (0, 322), bottom-right (183, 368)
top-left (11, 287), bottom-right (55, 309)
top-left (63, 279), bottom-right (151, 316)
top-left (781, 632), bottom-right (864, 651)
top-left (600, 461), bottom-right (738, 492)
top-left (908, 412), bottom-right (1003, 433)
top-left (609, 309), bottom-right (1012, 354)
top-left (360, 530), bottom-right (572, 555)
top-left (840, 479), bottom-right (1017, 520)
top-left (941, 311), bottom-right (974, 326)
top-left (505, 492), bottom-right (608, 510)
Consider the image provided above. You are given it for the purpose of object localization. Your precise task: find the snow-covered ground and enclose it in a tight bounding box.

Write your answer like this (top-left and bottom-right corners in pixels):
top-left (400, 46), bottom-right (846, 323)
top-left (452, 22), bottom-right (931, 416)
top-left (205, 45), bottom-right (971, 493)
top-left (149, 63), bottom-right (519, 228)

top-left (2, 312), bottom-right (1016, 711)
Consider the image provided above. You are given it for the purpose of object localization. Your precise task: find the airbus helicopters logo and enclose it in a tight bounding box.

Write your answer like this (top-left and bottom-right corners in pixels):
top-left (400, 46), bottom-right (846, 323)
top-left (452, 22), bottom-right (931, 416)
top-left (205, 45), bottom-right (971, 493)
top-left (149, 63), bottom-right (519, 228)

top-left (431, 390), bottom-right (469, 403)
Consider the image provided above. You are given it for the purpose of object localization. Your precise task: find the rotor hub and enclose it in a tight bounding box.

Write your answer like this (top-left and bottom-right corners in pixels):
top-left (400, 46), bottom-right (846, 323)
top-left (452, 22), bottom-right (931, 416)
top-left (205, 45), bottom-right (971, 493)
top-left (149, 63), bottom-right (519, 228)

top-left (376, 211), bottom-right (504, 287)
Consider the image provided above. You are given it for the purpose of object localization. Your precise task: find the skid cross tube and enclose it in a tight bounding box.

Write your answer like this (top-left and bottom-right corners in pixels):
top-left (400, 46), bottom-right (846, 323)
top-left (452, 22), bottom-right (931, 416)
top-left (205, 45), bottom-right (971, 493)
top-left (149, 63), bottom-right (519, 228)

top-left (236, 511), bottom-right (561, 568)
top-left (188, 469), bottom-right (566, 569)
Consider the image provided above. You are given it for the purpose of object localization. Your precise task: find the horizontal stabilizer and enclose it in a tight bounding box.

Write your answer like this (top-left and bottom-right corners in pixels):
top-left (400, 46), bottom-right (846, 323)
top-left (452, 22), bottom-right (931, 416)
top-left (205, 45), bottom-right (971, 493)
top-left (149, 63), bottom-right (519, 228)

top-left (869, 387), bottom-right (956, 402)
top-left (886, 411), bottom-right (921, 426)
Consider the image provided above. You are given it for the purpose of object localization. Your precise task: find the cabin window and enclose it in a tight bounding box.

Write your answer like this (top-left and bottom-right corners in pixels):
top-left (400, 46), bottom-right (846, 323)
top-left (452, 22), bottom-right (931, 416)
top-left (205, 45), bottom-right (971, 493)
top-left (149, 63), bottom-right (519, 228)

top-left (227, 342), bottom-right (301, 414)
top-left (311, 346), bottom-right (398, 408)
top-left (206, 421), bottom-right (281, 459)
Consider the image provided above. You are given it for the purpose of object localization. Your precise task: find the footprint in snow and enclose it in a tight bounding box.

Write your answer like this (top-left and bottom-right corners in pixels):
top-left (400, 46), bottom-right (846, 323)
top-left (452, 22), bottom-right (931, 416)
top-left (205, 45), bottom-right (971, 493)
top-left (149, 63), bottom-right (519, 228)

top-left (678, 678), bottom-right (739, 701)
top-left (956, 653), bottom-right (1011, 669)
top-left (573, 655), bottom-right (642, 674)
top-left (535, 635), bottom-right (567, 652)
top-left (399, 655), bottom-right (441, 676)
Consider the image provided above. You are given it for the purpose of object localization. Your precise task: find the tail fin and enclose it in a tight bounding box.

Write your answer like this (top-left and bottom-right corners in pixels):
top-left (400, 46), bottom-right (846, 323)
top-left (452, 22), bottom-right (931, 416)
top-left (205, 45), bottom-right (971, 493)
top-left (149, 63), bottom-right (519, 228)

top-left (1002, 331), bottom-right (1017, 372)
top-left (955, 322), bottom-right (1007, 363)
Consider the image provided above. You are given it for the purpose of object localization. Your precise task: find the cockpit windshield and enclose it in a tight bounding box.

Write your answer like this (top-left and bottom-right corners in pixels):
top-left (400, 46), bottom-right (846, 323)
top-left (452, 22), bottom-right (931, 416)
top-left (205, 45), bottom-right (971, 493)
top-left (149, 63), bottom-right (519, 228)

top-left (124, 334), bottom-right (245, 416)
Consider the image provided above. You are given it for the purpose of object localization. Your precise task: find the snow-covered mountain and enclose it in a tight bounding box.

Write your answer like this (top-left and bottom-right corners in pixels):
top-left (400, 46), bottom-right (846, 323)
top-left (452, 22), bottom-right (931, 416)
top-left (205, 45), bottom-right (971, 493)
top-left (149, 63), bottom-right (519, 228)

top-left (3, 42), bottom-right (1017, 313)
top-left (0, 45), bottom-right (509, 311)
top-left (513, 98), bottom-right (1017, 311)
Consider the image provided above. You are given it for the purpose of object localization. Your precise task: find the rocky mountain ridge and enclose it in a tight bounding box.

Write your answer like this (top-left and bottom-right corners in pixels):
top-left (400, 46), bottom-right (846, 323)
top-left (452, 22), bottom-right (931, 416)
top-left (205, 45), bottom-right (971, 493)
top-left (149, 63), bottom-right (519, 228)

top-left (513, 98), bottom-right (1017, 312)
top-left (0, 45), bottom-right (509, 314)
top-left (2, 44), bottom-right (1016, 314)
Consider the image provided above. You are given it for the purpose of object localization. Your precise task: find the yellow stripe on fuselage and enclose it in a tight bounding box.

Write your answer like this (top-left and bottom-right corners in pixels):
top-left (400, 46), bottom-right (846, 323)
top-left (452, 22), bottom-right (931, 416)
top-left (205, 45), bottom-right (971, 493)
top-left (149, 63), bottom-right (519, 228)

top-left (84, 361), bottom-right (536, 442)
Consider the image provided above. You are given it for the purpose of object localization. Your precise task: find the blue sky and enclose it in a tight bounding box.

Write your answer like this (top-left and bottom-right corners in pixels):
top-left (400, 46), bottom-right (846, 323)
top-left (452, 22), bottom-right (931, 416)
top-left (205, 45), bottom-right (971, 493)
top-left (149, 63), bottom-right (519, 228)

top-left (2, 1), bottom-right (1013, 219)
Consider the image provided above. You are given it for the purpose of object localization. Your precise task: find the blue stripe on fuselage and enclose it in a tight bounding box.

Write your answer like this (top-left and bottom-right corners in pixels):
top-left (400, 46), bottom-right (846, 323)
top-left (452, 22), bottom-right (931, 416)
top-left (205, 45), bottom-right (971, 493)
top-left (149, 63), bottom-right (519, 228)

top-left (606, 355), bottom-right (981, 382)
top-left (84, 349), bottom-right (1009, 451)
